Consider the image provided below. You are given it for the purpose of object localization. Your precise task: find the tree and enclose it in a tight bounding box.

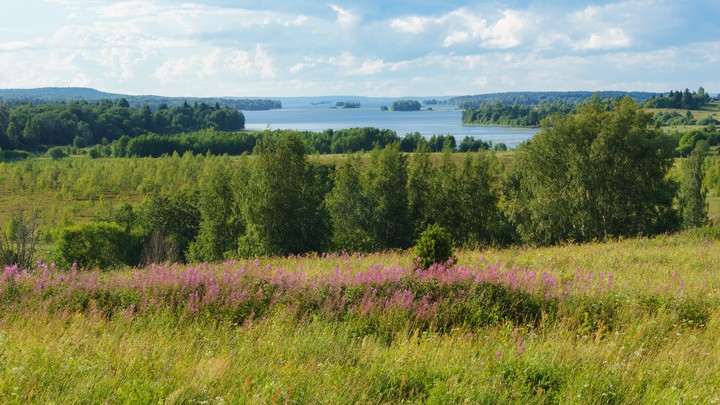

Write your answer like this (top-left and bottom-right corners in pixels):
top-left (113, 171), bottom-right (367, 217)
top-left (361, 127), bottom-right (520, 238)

top-left (406, 143), bottom-right (435, 240)
top-left (456, 151), bottom-right (508, 245)
top-left (47, 146), bottom-right (68, 160)
top-left (138, 192), bottom-right (200, 263)
top-left (506, 96), bottom-right (678, 244)
top-left (55, 222), bottom-right (143, 270)
top-left (677, 141), bottom-right (709, 228)
top-left (238, 133), bottom-right (324, 257)
top-left (326, 156), bottom-right (373, 251)
top-left (188, 158), bottom-right (241, 262)
top-left (0, 210), bottom-right (41, 269)
top-left (414, 224), bottom-right (456, 270)
top-left (391, 100), bottom-right (422, 112)
top-left (364, 144), bottom-right (411, 249)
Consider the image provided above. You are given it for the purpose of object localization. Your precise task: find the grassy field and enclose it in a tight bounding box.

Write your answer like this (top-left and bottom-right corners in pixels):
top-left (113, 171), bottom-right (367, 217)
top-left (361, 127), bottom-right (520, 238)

top-left (646, 100), bottom-right (720, 118)
top-left (1, 230), bottom-right (719, 403)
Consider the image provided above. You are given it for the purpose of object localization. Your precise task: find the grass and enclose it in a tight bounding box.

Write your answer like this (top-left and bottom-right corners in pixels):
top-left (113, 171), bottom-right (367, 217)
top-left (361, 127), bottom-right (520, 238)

top-left (1, 230), bottom-right (720, 403)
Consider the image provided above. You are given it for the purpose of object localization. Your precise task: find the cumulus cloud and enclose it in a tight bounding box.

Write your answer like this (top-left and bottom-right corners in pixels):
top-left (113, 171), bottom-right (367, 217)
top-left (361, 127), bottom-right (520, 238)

top-left (393, 8), bottom-right (529, 49)
top-left (2, 0), bottom-right (718, 96)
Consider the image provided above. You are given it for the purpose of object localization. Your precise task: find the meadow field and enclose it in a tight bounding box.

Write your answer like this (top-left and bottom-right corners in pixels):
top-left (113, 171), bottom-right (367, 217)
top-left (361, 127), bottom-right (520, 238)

top-left (1, 230), bottom-right (719, 403)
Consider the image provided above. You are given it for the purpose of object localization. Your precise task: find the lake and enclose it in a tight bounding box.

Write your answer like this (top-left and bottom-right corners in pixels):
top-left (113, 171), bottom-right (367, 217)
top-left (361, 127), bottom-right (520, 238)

top-left (243, 105), bottom-right (538, 148)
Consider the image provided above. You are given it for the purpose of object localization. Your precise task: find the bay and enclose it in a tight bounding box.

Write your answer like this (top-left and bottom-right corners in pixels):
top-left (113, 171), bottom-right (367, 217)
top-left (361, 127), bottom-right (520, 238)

top-left (243, 105), bottom-right (538, 148)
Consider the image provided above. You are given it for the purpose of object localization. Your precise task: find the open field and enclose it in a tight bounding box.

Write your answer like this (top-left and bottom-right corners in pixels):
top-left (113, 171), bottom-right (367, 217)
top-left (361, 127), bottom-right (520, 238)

top-left (645, 100), bottom-right (720, 120)
top-left (1, 230), bottom-right (719, 403)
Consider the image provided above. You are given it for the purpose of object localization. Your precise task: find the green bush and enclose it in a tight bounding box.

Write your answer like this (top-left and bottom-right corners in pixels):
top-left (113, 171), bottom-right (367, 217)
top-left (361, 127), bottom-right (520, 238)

top-left (54, 221), bottom-right (144, 270)
top-left (46, 146), bottom-right (68, 160)
top-left (414, 224), bottom-right (456, 269)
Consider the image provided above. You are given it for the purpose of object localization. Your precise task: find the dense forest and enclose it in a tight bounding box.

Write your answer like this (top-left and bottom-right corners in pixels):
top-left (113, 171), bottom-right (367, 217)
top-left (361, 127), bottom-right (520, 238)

top-left (643, 87), bottom-right (711, 110)
top-left (0, 99), bottom-right (244, 151)
top-left (461, 101), bottom-right (575, 127)
top-left (0, 87), bottom-right (281, 110)
top-left (392, 100), bottom-right (422, 111)
top-left (448, 91), bottom-right (658, 109)
top-left (96, 128), bottom-right (470, 158)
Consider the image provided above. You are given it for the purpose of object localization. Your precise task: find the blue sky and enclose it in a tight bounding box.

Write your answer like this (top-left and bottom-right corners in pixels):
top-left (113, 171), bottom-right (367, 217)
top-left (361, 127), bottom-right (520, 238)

top-left (0, 0), bottom-right (718, 97)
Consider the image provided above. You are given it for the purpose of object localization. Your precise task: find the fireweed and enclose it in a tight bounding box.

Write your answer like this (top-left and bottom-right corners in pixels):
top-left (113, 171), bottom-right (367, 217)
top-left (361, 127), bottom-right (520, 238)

top-left (1, 254), bottom-right (714, 336)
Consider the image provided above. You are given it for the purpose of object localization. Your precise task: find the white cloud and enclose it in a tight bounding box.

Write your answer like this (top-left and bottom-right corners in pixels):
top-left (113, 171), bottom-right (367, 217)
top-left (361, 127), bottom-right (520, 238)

top-left (352, 59), bottom-right (385, 75)
top-left (484, 10), bottom-right (525, 48)
top-left (391, 16), bottom-right (428, 34)
top-left (289, 62), bottom-right (316, 73)
top-left (254, 44), bottom-right (276, 79)
top-left (328, 51), bottom-right (356, 67)
top-left (329, 4), bottom-right (357, 25)
top-left (573, 28), bottom-right (631, 50)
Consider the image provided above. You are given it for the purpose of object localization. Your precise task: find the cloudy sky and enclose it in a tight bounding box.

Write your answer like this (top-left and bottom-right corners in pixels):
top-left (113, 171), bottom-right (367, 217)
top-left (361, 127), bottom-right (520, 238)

top-left (1, 0), bottom-right (718, 97)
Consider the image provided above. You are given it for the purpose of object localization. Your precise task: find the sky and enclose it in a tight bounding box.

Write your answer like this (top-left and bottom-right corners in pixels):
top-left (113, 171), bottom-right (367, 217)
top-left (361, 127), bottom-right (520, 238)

top-left (0, 0), bottom-right (718, 97)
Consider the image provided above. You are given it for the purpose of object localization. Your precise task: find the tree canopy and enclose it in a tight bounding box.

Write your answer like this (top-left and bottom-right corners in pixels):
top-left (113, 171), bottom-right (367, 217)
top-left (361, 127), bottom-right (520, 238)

top-left (506, 96), bottom-right (679, 244)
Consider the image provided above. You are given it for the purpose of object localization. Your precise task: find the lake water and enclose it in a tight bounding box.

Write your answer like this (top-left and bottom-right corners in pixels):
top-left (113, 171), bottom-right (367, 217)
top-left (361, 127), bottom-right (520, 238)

top-left (243, 106), bottom-right (538, 148)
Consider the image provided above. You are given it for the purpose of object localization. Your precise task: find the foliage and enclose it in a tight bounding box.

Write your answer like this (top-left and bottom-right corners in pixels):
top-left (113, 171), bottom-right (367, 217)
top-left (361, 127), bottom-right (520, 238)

top-left (46, 146), bottom-right (68, 160)
top-left (136, 192), bottom-right (200, 264)
top-left (54, 221), bottom-right (143, 269)
top-left (326, 157), bottom-right (374, 252)
top-left (0, 210), bottom-right (41, 269)
top-left (506, 96), bottom-right (678, 244)
top-left (391, 100), bottom-right (422, 111)
top-left (122, 129), bottom-right (256, 157)
top-left (364, 144), bottom-right (411, 249)
top-left (448, 91), bottom-right (658, 109)
top-left (188, 158), bottom-right (242, 262)
top-left (677, 141), bottom-right (709, 229)
top-left (462, 101), bottom-right (574, 127)
top-left (644, 87), bottom-right (711, 110)
top-left (0, 99), bottom-right (244, 152)
top-left (414, 224), bottom-right (456, 269)
top-left (0, 87), bottom-right (280, 110)
top-left (238, 133), bottom-right (331, 257)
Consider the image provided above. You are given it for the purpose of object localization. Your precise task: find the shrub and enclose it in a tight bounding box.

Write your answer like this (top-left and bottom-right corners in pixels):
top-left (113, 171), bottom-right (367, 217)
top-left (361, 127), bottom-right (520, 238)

top-left (47, 146), bottom-right (68, 160)
top-left (54, 222), bottom-right (144, 270)
top-left (414, 224), bottom-right (456, 269)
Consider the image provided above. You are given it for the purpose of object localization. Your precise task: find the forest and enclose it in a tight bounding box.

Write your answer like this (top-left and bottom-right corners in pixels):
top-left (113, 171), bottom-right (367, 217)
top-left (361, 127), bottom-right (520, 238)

top-left (447, 90), bottom-right (658, 109)
top-left (0, 99), bottom-right (244, 152)
top-left (643, 87), bottom-right (712, 110)
top-left (0, 87), bottom-right (281, 110)
top-left (0, 97), bottom-right (714, 271)
top-left (461, 101), bottom-right (574, 127)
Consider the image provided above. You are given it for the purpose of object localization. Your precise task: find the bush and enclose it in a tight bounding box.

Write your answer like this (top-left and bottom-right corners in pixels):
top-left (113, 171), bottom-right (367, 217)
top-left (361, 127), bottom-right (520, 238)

top-left (54, 222), bottom-right (144, 270)
top-left (414, 224), bottom-right (456, 269)
top-left (47, 146), bottom-right (68, 160)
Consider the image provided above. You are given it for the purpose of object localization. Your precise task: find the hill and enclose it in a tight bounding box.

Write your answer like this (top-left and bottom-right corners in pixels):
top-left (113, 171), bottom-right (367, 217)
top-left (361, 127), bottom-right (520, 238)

top-left (0, 87), bottom-right (281, 111)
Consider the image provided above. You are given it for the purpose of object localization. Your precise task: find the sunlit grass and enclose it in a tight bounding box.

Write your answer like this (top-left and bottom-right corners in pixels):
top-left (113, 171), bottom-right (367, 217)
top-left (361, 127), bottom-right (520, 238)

top-left (1, 231), bottom-right (720, 402)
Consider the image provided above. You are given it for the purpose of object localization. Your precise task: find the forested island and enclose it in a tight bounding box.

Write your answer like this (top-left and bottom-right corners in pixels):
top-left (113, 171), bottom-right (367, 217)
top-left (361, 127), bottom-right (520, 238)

top-left (392, 99), bottom-right (422, 111)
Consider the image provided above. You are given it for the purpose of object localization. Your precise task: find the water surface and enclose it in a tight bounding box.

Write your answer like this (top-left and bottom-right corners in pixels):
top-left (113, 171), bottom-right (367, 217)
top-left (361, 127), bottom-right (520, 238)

top-left (244, 106), bottom-right (538, 148)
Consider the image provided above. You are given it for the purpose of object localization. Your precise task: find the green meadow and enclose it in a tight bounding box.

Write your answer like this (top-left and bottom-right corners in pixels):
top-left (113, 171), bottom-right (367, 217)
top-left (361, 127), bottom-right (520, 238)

top-left (1, 231), bottom-right (719, 403)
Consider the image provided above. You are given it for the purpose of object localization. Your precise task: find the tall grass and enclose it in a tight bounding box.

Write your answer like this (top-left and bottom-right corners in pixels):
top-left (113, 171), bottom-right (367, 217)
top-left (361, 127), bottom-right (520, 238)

top-left (1, 231), bottom-right (719, 403)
